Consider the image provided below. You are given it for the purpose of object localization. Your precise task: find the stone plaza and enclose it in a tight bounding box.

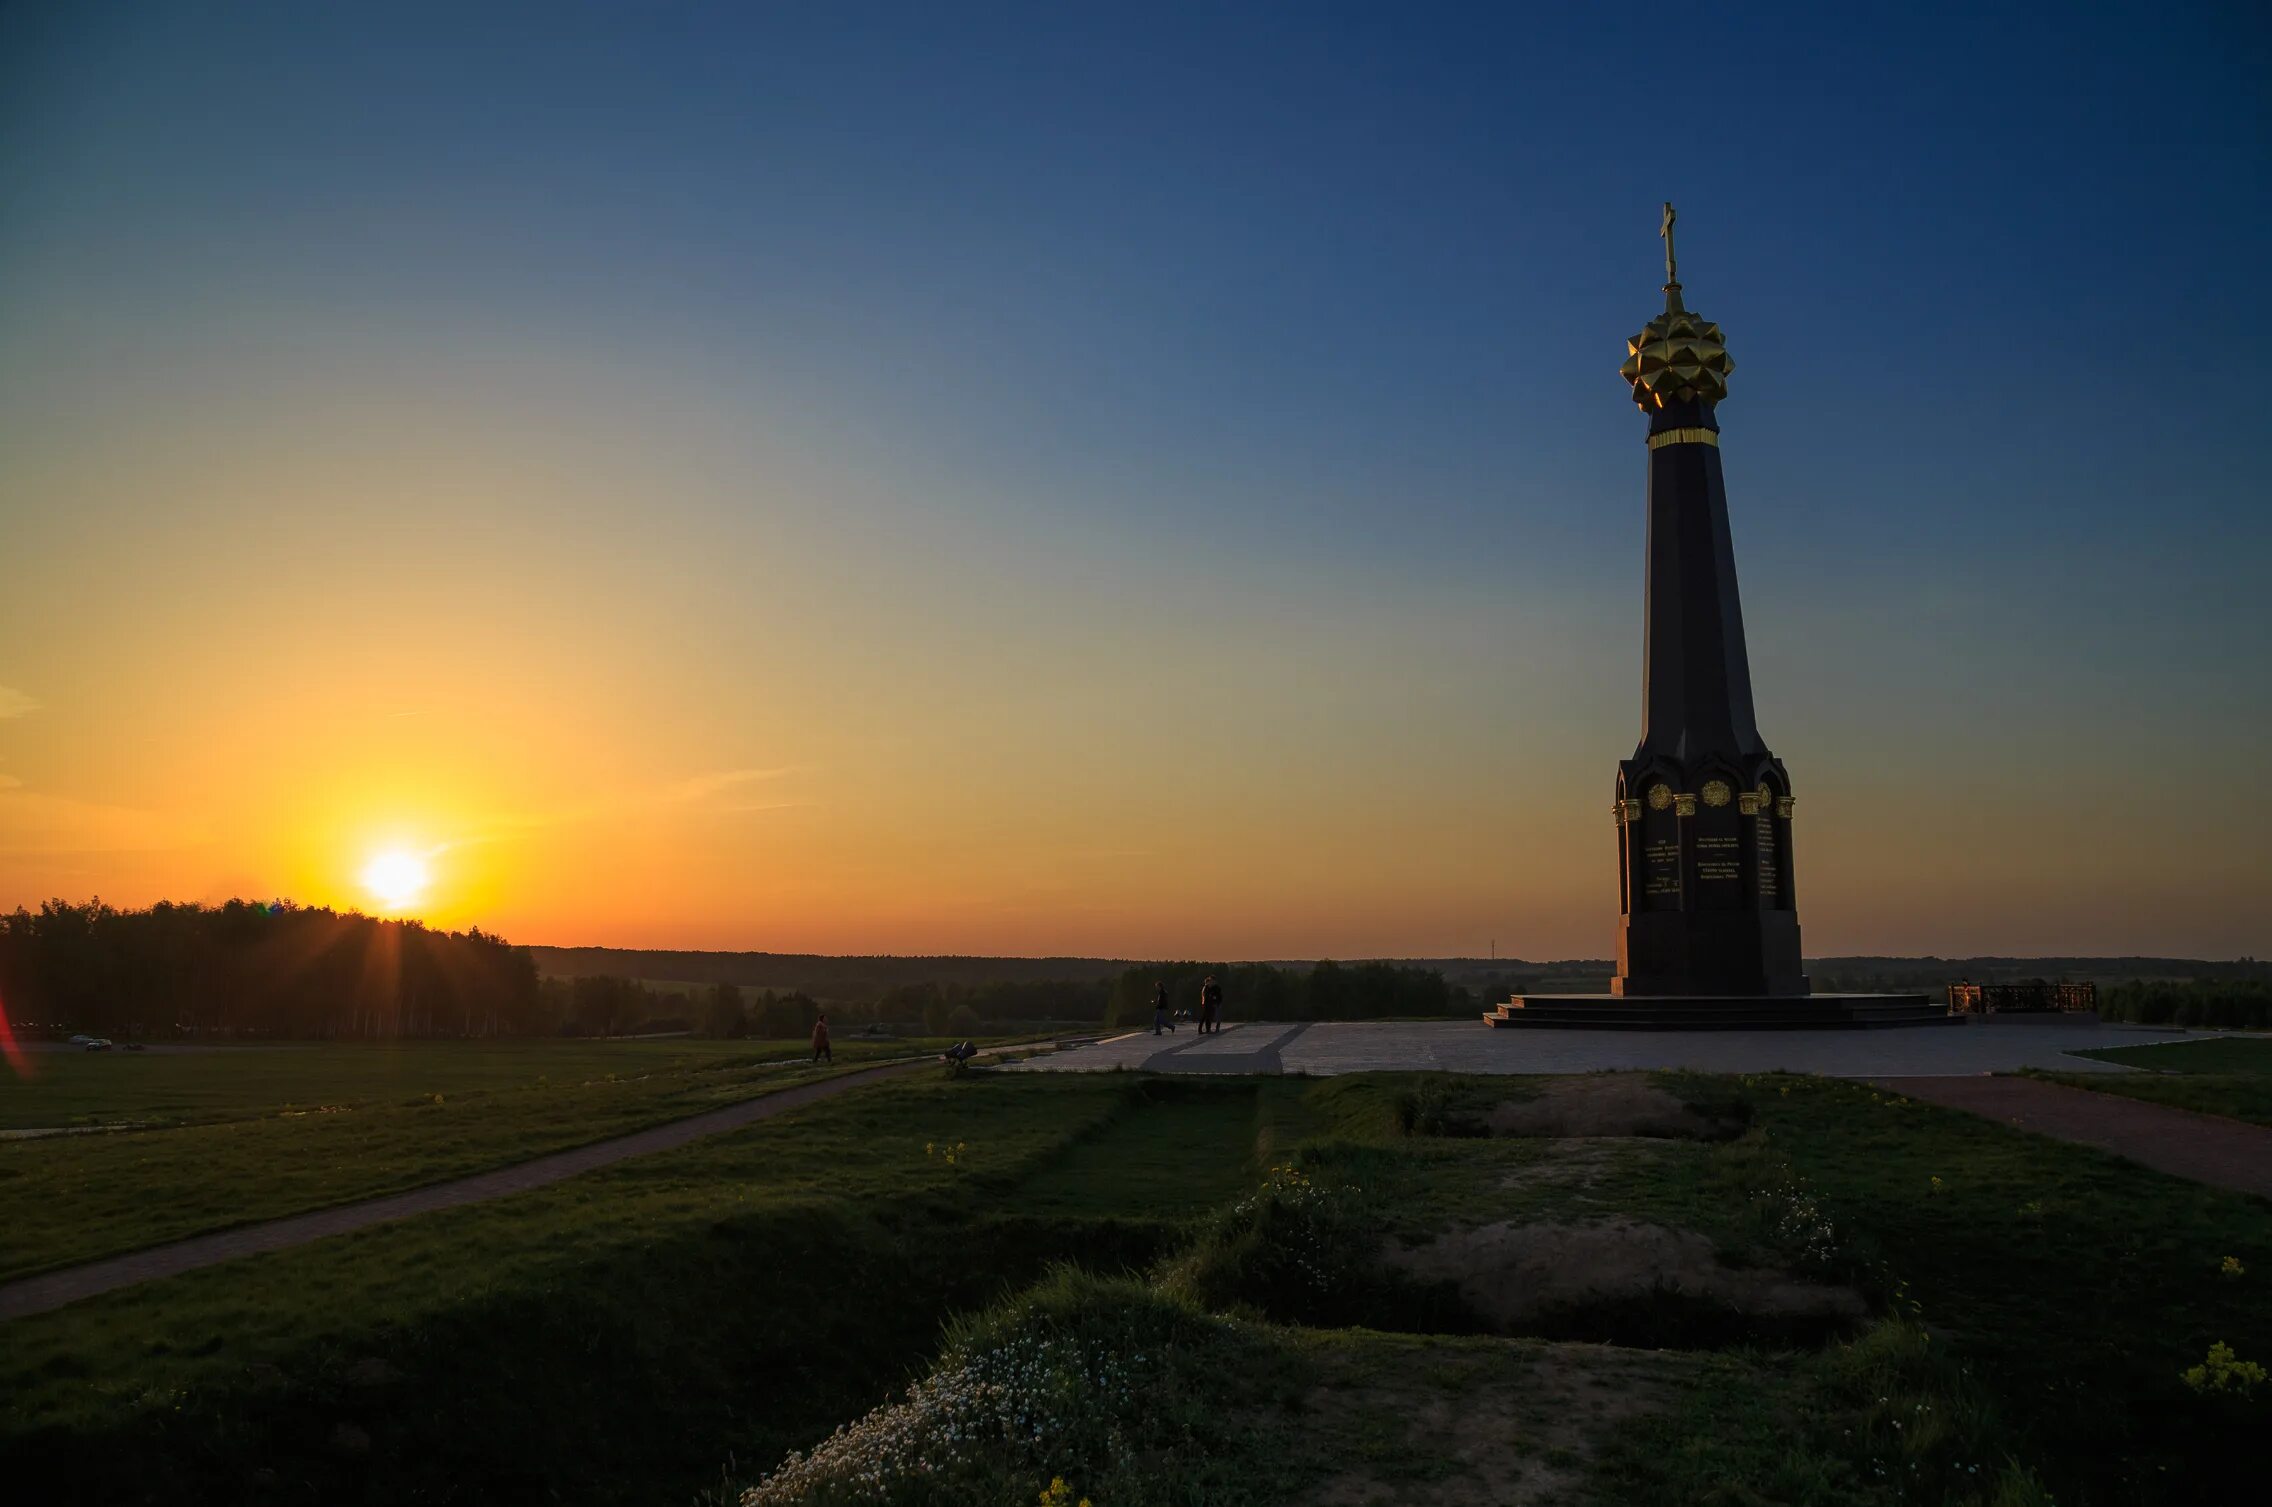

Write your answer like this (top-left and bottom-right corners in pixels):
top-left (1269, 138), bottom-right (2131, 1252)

top-left (1007, 1016), bottom-right (2221, 1079)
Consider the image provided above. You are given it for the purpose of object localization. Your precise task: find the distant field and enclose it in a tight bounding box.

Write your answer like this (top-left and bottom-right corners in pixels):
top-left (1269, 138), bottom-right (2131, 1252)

top-left (3, 1038), bottom-right (830, 1131)
top-left (2032, 1035), bottom-right (2272, 1126)
top-left (0, 1035), bottom-right (1042, 1279)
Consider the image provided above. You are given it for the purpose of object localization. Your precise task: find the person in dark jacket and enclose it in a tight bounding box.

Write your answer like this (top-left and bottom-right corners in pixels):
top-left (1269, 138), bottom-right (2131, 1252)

top-left (1152, 980), bottom-right (1174, 1035)
top-left (811, 1012), bottom-right (832, 1063)
top-left (1199, 975), bottom-right (1223, 1034)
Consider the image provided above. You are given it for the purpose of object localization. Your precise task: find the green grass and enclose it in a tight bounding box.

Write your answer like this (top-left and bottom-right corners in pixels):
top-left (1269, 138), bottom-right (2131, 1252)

top-left (11, 1066), bottom-right (2271, 1507)
top-left (2026, 1035), bottom-right (2272, 1126)
top-left (1163, 1072), bottom-right (2270, 1504)
top-left (3, 1072), bottom-right (1166, 1507)
top-left (0, 1035), bottom-right (1059, 1129)
top-left (1011, 1079), bottom-right (1265, 1218)
top-left (0, 1037), bottom-right (1032, 1280)
top-left (1758, 1073), bottom-right (2272, 1505)
top-left (2067, 1037), bottom-right (2272, 1075)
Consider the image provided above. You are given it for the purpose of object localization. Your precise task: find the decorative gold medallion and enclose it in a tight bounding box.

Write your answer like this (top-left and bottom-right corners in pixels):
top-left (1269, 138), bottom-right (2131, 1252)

top-left (1673, 794), bottom-right (1698, 818)
top-left (1756, 784), bottom-right (1773, 808)
top-left (1646, 783), bottom-right (1673, 811)
top-left (1701, 779), bottom-right (1732, 808)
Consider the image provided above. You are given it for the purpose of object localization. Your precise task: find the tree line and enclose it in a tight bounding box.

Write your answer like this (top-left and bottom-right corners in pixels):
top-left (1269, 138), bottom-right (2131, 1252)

top-left (527, 945), bottom-right (1130, 1000)
top-left (1, 899), bottom-right (540, 1039)
top-left (2098, 979), bottom-right (2272, 1031)
top-left (537, 976), bottom-right (830, 1040)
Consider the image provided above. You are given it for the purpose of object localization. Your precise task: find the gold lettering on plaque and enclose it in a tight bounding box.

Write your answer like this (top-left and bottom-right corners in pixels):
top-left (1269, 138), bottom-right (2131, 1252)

top-left (1644, 837), bottom-right (1681, 897)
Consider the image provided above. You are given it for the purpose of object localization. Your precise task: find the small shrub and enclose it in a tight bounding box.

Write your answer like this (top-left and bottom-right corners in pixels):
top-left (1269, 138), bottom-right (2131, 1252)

top-left (1160, 1160), bottom-right (1383, 1325)
top-left (1397, 1080), bottom-right (1487, 1138)
top-left (737, 1269), bottom-right (1280, 1506)
top-left (2180, 1341), bottom-right (2266, 1396)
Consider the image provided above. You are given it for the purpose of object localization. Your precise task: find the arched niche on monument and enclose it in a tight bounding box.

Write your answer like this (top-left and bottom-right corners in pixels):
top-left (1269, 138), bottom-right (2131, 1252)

top-left (1634, 769), bottom-right (1683, 912)
top-left (1739, 771), bottom-right (1793, 912)
top-left (1690, 769), bottom-right (1745, 911)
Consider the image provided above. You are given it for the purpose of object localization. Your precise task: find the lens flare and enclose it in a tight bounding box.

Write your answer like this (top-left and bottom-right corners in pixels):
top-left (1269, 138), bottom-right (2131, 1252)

top-left (0, 993), bottom-right (29, 1081)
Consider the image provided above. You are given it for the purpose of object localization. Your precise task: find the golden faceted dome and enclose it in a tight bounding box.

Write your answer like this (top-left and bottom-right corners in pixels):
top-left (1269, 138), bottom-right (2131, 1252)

top-left (1621, 203), bottom-right (1733, 410)
top-left (1621, 306), bottom-right (1733, 410)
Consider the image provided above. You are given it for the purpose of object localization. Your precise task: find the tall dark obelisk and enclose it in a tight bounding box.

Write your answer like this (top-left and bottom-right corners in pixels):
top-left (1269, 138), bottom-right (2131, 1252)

top-left (1484, 209), bottom-right (1951, 1029)
top-left (1610, 205), bottom-right (1806, 997)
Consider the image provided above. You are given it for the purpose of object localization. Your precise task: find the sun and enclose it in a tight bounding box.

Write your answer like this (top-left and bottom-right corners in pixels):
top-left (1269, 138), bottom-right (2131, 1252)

top-left (360, 848), bottom-right (431, 911)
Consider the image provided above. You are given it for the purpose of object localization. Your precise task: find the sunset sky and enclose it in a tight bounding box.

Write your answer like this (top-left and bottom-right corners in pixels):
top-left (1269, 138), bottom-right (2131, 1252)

top-left (2, 4), bottom-right (2267, 960)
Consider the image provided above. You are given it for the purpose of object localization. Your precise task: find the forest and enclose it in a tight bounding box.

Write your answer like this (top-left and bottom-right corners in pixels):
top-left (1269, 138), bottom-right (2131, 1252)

top-left (0, 900), bottom-right (540, 1039)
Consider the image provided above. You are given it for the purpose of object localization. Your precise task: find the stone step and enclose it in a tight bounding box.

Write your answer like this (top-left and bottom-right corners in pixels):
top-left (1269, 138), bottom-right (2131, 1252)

top-left (1483, 1013), bottom-right (1961, 1031)
top-left (1482, 993), bottom-right (1963, 1032)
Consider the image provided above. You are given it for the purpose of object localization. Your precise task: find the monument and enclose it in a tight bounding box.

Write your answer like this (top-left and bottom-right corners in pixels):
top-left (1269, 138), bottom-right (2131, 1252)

top-left (1487, 207), bottom-right (1951, 1030)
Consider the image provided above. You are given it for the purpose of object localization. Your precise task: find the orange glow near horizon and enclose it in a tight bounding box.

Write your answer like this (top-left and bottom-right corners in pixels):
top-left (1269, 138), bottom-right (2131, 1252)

top-left (0, 320), bottom-right (2263, 963)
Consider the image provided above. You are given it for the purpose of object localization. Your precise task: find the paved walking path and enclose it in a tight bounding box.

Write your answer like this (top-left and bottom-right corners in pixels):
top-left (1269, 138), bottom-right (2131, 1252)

top-left (0, 1057), bottom-right (935, 1322)
top-left (1869, 1075), bottom-right (2272, 1199)
top-left (1130, 1022), bottom-right (1313, 1074)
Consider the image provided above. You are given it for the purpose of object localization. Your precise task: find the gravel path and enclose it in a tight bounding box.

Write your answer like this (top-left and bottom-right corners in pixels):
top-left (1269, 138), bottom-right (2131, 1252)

top-left (1872, 1075), bottom-right (2272, 1198)
top-left (0, 1058), bottom-right (932, 1322)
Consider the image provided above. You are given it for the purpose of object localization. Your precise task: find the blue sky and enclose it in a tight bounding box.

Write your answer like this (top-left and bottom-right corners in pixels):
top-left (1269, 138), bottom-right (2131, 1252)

top-left (1, 2), bottom-right (2266, 956)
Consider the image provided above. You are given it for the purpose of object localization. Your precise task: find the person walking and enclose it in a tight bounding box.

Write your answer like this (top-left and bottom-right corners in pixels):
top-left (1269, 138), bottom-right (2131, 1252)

top-left (811, 1010), bottom-right (833, 1064)
top-left (1152, 980), bottom-right (1174, 1036)
top-left (1199, 974), bottom-right (1223, 1035)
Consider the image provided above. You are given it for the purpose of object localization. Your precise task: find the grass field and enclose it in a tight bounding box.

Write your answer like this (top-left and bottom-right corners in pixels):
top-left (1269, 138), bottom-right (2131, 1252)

top-left (2029, 1034), bottom-right (2272, 1126)
top-left (2, 1036), bottom-right (982, 1129)
top-left (0, 1036), bottom-right (1037, 1279)
top-left (6, 1066), bottom-right (2268, 1506)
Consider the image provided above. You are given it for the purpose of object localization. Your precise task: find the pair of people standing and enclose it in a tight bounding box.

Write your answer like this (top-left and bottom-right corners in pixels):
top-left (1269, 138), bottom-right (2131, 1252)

top-left (1150, 975), bottom-right (1226, 1035)
top-left (1196, 974), bottom-right (1224, 1034)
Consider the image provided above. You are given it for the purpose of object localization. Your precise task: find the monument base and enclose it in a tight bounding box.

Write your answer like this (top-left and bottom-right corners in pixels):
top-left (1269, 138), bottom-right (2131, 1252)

top-left (1482, 993), bottom-right (1959, 1031)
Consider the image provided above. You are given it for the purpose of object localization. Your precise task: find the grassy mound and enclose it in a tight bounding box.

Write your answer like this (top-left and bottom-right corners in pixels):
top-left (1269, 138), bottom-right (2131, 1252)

top-left (737, 1268), bottom-right (1297, 1507)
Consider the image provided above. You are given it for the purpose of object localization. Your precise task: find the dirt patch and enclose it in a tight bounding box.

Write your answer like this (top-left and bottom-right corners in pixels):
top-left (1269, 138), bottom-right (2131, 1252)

top-left (1495, 1136), bottom-right (1636, 1194)
top-left (1382, 1218), bottom-right (1864, 1344)
top-left (1484, 1075), bottom-right (1731, 1140)
top-left (1301, 1336), bottom-right (1684, 1506)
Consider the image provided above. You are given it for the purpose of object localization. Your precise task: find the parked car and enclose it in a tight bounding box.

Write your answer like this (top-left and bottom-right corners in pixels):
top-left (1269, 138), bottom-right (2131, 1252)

top-left (82, 1038), bottom-right (114, 1052)
top-left (67, 1033), bottom-right (93, 1046)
